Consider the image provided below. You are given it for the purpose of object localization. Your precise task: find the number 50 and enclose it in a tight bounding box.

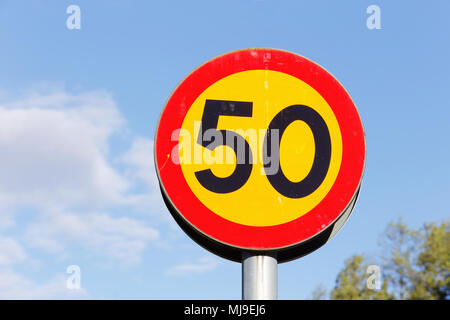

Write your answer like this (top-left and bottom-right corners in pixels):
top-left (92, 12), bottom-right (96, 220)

top-left (195, 99), bottom-right (331, 199)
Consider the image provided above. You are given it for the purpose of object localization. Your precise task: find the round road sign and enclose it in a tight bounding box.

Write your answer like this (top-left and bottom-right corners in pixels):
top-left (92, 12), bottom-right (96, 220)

top-left (155, 49), bottom-right (365, 262)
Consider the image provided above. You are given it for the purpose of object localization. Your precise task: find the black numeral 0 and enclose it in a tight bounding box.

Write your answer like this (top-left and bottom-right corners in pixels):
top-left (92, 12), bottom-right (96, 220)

top-left (194, 101), bottom-right (331, 198)
top-left (263, 105), bottom-right (331, 198)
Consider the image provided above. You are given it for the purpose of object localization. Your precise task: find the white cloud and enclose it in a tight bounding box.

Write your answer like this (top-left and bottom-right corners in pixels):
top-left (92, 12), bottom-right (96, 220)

top-left (118, 137), bottom-right (167, 215)
top-left (24, 210), bottom-right (159, 264)
top-left (0, 237), bottom-right (27, 266)
top-left (0, 87), bottom-right (169, 298)
top-left (0, 88), bottom-right (163, 264)
top-left (0, 237), bottom-right (84, 299)
top-left (0, 269), bottom-right (87, 299)
top-left (120, 138), bottom-right (157, 188)
top-left (165, 256), bottom-right (219, 276)
top-left (0, 90), bottom-right (128, 209)
top-left (0, 211), bottom-right (15, 231)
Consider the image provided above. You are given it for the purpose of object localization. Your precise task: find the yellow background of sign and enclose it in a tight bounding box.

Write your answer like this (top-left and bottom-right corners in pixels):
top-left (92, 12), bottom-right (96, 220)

top-left (179, 70), bottom-right (342, 227)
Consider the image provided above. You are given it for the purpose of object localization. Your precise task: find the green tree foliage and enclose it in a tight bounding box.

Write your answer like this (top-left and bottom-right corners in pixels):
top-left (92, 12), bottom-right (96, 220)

top-left (411, 222), bottom-right (449, 299)
top-left (311, 284), bottom-right (328, 300)
top-left (330, 255), bottom-right (391, 300)
top-left (314, 220), bottom-right (449, 300)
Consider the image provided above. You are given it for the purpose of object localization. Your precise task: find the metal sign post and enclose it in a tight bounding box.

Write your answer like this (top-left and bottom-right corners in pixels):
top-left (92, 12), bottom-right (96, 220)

top-left (242, 252), bottom-right (278, 300)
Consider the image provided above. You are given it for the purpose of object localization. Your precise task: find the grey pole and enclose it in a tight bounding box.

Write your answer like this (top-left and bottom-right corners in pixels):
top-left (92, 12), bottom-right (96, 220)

top-left (242, 252), bottom-right (278, 300)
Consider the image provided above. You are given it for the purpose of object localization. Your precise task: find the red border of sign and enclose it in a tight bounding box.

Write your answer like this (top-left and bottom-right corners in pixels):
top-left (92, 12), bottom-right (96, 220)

top-left (155, 49), bottom-right (365, 250)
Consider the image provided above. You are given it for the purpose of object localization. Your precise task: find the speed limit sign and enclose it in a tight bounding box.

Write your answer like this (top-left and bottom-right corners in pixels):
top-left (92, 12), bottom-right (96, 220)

top-left (155, 49), bottom-right (365, 262)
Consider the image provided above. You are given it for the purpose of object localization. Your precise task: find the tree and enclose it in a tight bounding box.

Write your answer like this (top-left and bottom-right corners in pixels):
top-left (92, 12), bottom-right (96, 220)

top-left (330, 255), bottom-right (391, 300)
top-left (313, 220), bottom-right (449, 300)
top-left (311, 284), bottom-right (328, 300)
top-left (411, 222), bottom-right (449, 299)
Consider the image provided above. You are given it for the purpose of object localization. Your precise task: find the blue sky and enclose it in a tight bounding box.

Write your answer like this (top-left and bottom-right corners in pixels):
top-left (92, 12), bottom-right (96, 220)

top-left (0, 0), bottom-right (448, 299)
